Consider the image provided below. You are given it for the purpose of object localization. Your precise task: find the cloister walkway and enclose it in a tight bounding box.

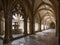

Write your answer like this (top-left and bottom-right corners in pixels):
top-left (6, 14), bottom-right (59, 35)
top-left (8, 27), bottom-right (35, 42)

top-left (0, 29), bottom-right (58, 45)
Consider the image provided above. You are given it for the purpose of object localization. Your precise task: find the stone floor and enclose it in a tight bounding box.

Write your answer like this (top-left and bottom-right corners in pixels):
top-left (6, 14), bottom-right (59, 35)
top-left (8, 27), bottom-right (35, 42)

top-left (0, 29), bottom-right (58, 45)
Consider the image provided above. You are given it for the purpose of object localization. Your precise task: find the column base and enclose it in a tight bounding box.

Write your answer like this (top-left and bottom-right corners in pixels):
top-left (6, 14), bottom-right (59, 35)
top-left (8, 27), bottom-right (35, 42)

top-left (24, 32), bottom-right (28, 36)
top-left (3, 35), bottom-right (13, 44)
top-left (29, 32), bottom-right (35, 35)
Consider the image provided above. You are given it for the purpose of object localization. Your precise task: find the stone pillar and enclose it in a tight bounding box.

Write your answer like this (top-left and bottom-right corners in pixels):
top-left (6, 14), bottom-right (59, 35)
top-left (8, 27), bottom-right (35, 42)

top-left (43, 24), bottom-right (45, 30)
top-left (29, 16), bottom-right (35, 34)
top-left (46, 22), bottom-right (48, 29)
top-left (29, 0), bottom-right (35, 34)
top-left (58, 1), bottom-right (60, 45)
top-left (44, 20), bottom-right (47, 30)
top-left (38, 19), bottom-right (42, 32)
top-left (43, 20), bottom-right (46, 30)
top-left (0, 15), bottom-right (2, 35)
top-left (3, 0), bottom-right (13, 43)
top-left (3, 14), bottom-right (13, 43)
top-left (0, 20), bottom-right (2, 34)
top-left (17, 13), bottom-right (20, 29)
top-left (24, 16), bottom-right (27, 35)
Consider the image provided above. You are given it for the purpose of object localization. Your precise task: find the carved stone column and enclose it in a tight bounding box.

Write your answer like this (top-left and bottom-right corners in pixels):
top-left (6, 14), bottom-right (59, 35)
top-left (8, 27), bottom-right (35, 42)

top-left (43, 20), bottom-right (45, 30)
top-left (29, 0), bottom-right (35, 34)
top-left (3, 0), bottom-right (13, 43)
top-left (58, 1), bottom-right (60, 45)
top-left (0, 14), bottom-right (2, 35)
top-left (29, 16), bottom-right (35, 34)
top-left (17, 13), bottom-right (21, 33)
top-left (17, 13), bottom-right (20, 29)
top-left (24, 16), bottom-right (27, 35)
top-left (3, 14), bottom-right (13, 43)
top-left (0, 19), bottom-right (2, 34)
top-left (38, 19), bottom-right (42, 32)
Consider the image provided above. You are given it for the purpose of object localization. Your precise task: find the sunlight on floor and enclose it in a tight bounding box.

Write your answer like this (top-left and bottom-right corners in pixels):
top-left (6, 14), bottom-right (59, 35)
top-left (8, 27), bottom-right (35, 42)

top-left (11, 29), bottom-right (57, 45)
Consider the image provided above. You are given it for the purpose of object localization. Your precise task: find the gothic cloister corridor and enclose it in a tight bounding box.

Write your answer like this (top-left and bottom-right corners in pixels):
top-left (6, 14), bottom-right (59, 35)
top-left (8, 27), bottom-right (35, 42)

top-left (0, 0), bottom-right (60, 45)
